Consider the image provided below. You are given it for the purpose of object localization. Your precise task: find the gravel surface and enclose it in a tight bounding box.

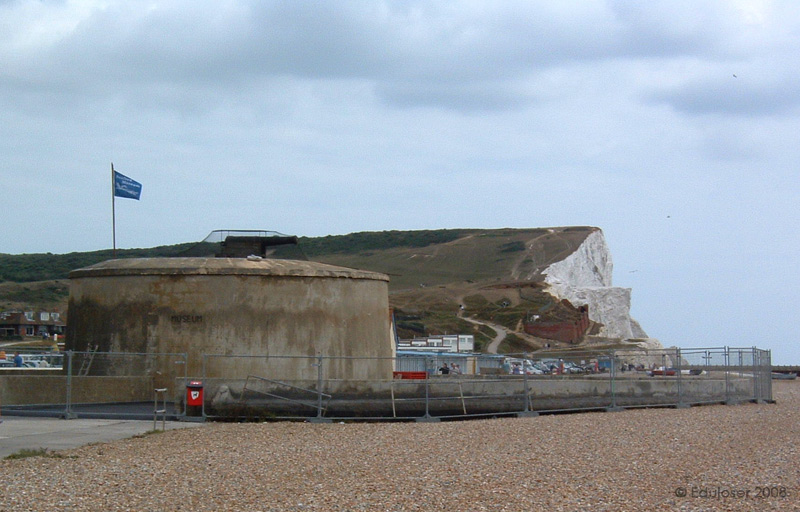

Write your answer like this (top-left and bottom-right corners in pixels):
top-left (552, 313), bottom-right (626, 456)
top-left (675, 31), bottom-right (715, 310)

top-left (1, 382), bottom-right (798, 511)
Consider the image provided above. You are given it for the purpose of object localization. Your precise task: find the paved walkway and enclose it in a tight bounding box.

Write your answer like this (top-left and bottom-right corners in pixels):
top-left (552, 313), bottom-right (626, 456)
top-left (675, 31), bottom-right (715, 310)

top-left (0, 417), bottom-right (205, 458)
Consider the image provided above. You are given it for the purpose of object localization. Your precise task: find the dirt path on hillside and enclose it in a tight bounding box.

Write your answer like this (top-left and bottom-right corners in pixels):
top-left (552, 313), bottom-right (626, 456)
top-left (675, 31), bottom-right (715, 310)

top-left (460, 314), bottom-right (506, 354)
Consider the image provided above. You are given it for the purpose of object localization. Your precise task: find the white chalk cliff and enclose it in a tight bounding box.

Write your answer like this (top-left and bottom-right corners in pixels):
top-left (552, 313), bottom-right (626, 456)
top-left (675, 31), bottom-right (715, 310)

top-left (542, 230), bottom-right (650, 341)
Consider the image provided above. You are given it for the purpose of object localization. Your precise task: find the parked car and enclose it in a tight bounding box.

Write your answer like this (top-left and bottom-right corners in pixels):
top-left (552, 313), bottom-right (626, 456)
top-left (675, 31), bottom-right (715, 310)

top-left (562, 362), bottom-right (585, 374)
top-left (524, 361), bottom-right (543, 375)
top-left (648, 367), bottom-right (676, 376)
top-left (532, 362), bottom-right (550, 374)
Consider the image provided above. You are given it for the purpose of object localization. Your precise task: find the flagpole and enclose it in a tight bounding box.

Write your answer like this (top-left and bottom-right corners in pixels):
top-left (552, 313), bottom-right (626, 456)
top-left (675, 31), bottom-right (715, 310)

top-left (111, 162), bottom-right (116, 259)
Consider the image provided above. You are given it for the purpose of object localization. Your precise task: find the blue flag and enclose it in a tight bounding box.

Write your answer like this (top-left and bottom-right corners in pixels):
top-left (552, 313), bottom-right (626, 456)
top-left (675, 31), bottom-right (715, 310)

top-left (114, 171), bottom-right (142, 200)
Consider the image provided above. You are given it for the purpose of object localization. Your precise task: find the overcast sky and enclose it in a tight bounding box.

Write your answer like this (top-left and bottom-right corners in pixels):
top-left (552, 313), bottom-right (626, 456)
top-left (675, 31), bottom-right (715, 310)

top-left (2, 1), bottom-right (799, 363)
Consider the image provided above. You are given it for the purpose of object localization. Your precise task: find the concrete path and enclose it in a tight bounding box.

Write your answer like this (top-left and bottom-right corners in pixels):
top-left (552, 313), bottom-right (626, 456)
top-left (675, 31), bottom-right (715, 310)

top-left (0, 417), bottom-right (205, 458)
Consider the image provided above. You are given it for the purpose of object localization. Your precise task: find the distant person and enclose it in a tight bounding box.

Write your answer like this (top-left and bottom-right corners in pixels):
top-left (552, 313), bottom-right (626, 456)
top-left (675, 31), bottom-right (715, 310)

top-left (440, 363), bottom-right (450, 375)
top-left (13, 352), bottom-right (23, 367)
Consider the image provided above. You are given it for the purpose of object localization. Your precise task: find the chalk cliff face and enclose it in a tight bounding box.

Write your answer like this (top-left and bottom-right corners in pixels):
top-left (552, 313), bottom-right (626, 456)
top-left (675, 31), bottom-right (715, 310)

top-left (542, 230), bottom-right (649, 340)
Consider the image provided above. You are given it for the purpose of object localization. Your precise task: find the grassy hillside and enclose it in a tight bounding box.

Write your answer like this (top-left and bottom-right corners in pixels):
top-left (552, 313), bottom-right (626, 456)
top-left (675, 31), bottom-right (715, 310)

top-left (1, 227), bottom-right (598, 352)
top-left (0, 243), bottom-right (200, 283)
top-left (310, 227), bottom-right (596, 291)
top-left (0, 280), bottom-right (70, 312)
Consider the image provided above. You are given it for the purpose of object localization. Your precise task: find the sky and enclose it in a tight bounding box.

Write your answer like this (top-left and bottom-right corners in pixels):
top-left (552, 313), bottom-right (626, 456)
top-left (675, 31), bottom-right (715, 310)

top-left (2, 1), bottom-right (799, 363)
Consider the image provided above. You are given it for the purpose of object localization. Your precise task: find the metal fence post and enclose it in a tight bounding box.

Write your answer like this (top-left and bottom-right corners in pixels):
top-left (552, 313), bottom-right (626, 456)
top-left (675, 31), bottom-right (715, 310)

top-left (182, 353), bottom-right (188, 417)
top-left (308, 355), bottom-right (332, 423)
top-left (675, 347), bottom-right (688, 408)
top-left (738, 350), bottom-right (743, 378)
top-left (518, 352), bottom-right (537, 417)
top-left (201, 354), bottom-right (207, 420)
top-left (724, 346), bottom-right (732, 405)
top-left (759, 348), bottom-right (766, 403)
top-left (766, 349), bottom-right (773, 402)
top-left (751, 347), bottom-right (760, 403)
top-left (523, 353), bottom-right (529, 413)
top-left (64, 350), bottom-right (76, 419)
top-left (416, 357), bottom-right (439, 422)
top-left (316, 355), bottom-right (324, 418)
top-left (425, 357), bottom-right (431, 417)
top-left (607, 349), bottom-right (622, 412)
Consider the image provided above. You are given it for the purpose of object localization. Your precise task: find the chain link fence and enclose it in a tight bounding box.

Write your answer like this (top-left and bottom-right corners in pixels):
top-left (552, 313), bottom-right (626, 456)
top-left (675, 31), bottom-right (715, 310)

top-left (1, 351), bottom-right (188, 419)
top-left (1, 346), bottom-right (772, 421)
top-left (196, 346), bottom-right (772, 421)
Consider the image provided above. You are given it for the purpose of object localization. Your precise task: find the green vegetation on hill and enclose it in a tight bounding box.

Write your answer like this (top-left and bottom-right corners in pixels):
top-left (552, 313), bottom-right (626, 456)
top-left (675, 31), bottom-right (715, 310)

top-left (1, 227), bottom-right (597, 349)
top-left (0, 230), bottom-right (473, 283)
top-left (312, 228), bottom-right (566, 291)
top-left (4, 282), bottom-right (69, 304)
top-left (0, 244), bottom-right (200, 283)
top-left (297, 229), bottom-right (474, 257)
top-left (0, 280), bottom-right (70, 311)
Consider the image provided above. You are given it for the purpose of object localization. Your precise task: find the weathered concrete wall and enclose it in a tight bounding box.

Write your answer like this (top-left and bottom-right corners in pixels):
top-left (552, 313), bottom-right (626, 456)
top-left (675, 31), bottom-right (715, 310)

top-left (204, 375), bottom-right (757, 417)
top-left (66, 258), bottom-right (393, 383)
top-left (2, 374), bottom-right (758, 418)
top-left (0, 375), bottom-right (154, 406)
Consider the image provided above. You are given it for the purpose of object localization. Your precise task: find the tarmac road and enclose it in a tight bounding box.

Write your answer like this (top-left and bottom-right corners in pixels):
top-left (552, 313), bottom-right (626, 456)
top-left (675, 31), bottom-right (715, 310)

top-left (0, 416), bottom-right (205, 458)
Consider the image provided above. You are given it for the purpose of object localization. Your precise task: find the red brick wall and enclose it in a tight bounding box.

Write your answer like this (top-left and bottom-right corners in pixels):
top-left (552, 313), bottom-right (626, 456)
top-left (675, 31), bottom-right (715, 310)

top-left (523, 306), bottom-right (590, 344)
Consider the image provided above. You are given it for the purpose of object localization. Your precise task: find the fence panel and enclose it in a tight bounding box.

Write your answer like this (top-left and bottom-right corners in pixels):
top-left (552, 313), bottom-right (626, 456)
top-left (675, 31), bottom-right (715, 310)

top-left (1, 346), bottom-right (773, 421)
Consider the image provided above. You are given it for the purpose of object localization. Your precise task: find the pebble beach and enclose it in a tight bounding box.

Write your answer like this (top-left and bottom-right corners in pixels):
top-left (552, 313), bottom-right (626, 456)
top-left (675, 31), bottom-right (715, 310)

top-left (1, 381), bottom-right (798, 511)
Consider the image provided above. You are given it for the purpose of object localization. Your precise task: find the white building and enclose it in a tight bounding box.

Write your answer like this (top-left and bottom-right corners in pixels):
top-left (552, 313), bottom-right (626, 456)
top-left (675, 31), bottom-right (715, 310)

top-left (396, 334), bottom-right (474, 353)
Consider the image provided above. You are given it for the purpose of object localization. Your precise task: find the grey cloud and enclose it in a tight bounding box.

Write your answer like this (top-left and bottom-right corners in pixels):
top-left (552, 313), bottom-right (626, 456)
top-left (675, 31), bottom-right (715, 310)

top-left (645, 72), bottom-right (800, 117)
top-left (0, 1), bottom-right (643, 114)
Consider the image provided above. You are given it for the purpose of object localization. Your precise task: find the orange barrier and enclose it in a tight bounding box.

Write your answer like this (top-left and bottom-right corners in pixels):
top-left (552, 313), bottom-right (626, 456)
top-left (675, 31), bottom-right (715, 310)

top-left (393, 371), bottom-right (428, 380)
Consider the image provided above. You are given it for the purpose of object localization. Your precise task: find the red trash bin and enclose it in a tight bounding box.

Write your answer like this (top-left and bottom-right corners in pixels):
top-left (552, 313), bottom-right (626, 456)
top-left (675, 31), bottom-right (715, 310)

top-left (186, 380), bottom-right (203, 407)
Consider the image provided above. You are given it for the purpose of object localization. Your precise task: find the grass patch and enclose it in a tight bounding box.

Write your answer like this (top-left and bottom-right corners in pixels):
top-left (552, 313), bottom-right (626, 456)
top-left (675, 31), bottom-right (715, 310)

top-left (4, 448), bottom-right (74, 460)
top-left (499, 241), bottom-right (526, 253)
top-left (497, 333), bottom-right (535, 354)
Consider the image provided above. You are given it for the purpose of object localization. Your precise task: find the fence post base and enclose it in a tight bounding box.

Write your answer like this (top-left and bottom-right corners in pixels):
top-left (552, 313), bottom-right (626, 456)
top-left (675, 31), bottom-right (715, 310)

top-left (675, 402), bottom-right (691, 409)
top-left (307, 417), bottom-right (332, 423)
top-left (178, 415), bottom-right (205, 423)
top-left (517, 411), bottom-right (539, 418)
top-left (604, 406), bottom-right (624, 413)
top-left (415, 416), bottom-right (440, 423)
